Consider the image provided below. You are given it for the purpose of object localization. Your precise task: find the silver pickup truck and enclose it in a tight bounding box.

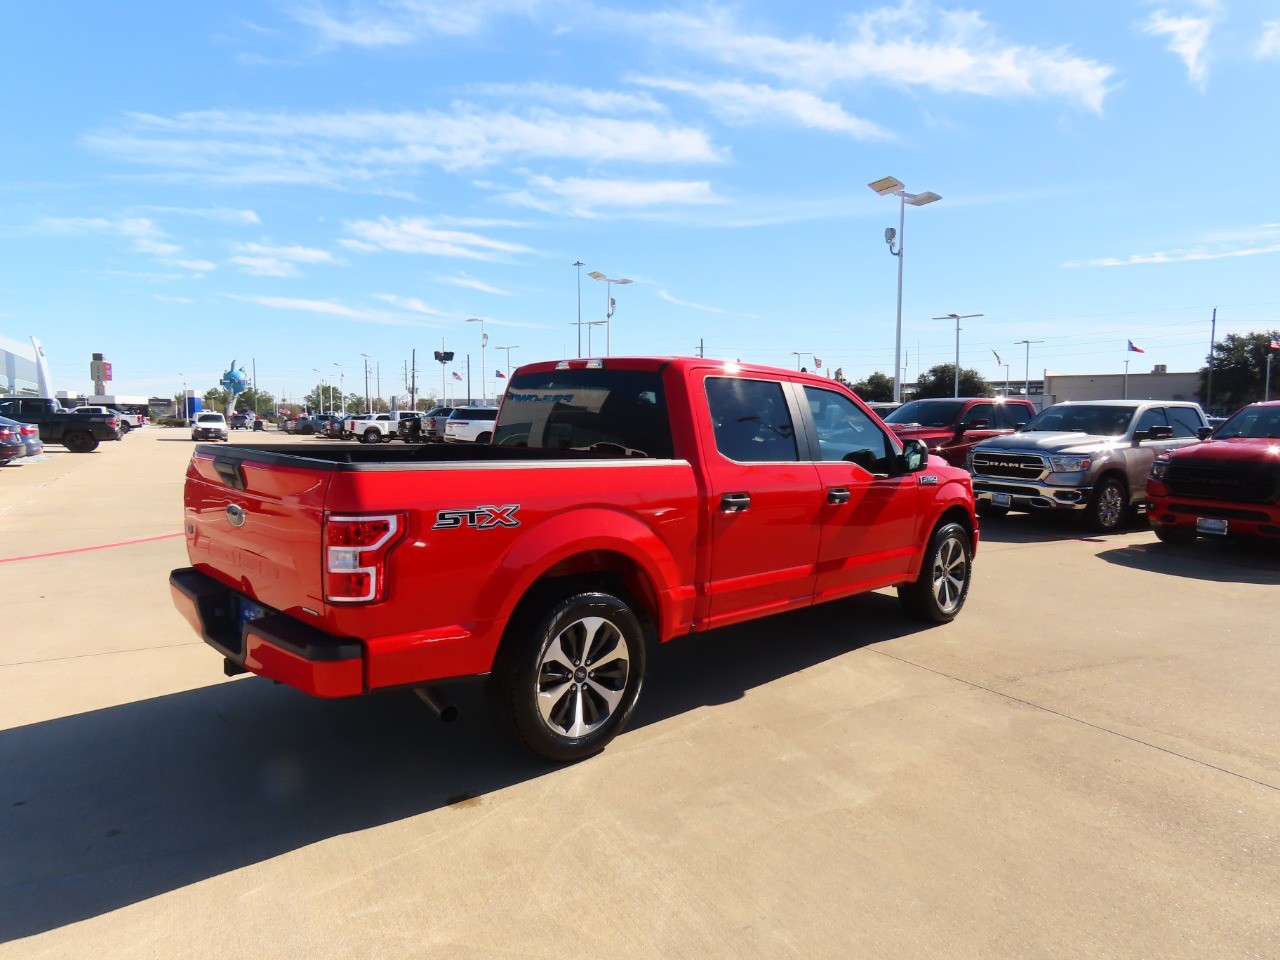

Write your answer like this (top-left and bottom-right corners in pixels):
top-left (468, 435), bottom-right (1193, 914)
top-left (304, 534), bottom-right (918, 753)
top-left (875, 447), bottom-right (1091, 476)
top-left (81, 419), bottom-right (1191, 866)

top-left (968, 399), bottom-right (1208, 531)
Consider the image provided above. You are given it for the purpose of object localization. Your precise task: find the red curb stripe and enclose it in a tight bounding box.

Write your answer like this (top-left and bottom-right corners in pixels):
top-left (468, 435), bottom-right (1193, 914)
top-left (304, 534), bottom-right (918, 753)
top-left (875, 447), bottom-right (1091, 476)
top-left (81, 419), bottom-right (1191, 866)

top-left (0, 532), bottom-right (184, 564)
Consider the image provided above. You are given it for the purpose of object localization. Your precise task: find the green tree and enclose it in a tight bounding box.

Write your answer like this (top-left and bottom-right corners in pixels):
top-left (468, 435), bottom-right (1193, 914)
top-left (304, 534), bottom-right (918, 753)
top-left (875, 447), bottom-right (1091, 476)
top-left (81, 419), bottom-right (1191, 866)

top-left (849, 371), bottom-right (895, 402)
top-left (912, 364), bottom-right (993, 400)
top-left (1199, 331), bottom-right (1280, 414)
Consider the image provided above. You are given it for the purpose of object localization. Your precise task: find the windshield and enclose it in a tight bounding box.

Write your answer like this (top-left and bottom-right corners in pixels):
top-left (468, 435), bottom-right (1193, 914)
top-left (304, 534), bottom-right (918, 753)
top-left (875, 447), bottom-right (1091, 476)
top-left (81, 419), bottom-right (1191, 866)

top-left (883, 399), bottom-right (966, 427)
top-left (1022, 405), bottom-right (1133, 435)
top-left (493, 368), bottom-right (672, 458)
top-left (1214, 405), bottom-right (1280, 439)
top-left (197, 413), bottom-right (223, 423)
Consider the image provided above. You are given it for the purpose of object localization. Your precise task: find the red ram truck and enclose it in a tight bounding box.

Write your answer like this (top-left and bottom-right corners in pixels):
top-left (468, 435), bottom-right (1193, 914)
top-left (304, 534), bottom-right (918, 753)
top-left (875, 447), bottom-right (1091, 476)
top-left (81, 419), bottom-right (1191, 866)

top-left (1147, 400), bottom-right (1280, 545)
top-left (170, 357), bottom-right (978, 761)
top-left (880, 396), bottom-right (1039, 469)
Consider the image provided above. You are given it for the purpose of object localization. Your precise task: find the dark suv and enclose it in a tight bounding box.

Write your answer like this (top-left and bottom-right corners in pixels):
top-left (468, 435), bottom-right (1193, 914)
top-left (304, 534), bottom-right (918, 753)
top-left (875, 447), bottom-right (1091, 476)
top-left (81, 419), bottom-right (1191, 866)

top-left (400, 406), bottom-right (455, 443)
top-left (882, 397), bottom-right (1038, 469)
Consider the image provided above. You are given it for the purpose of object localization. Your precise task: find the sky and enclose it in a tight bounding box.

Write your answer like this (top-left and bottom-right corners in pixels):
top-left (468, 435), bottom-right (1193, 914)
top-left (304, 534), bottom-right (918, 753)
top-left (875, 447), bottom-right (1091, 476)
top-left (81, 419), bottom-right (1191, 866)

top-left (2, 0), bottom-right (1279, 405)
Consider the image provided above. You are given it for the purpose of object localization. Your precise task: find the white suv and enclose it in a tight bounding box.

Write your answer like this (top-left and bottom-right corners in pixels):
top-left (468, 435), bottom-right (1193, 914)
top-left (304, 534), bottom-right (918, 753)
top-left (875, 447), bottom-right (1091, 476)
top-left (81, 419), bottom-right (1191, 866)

top-left (443, 406), bottom-right (499, 444)
top-left (191, 412), bottom-right (229, 441)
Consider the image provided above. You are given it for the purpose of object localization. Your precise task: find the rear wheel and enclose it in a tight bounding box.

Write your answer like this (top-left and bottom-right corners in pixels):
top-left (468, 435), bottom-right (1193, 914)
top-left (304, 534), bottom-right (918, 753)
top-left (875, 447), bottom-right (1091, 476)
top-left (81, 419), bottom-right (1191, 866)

top-left (898, 521), bottom-right (972, 623)
top-left (118, 422), bottom-right (131, 434)
top-left (475, 431), bottom-right (492, 444)
top-left (63, 430), bottom-right (97, 453)
top-left (362, 428), bottom-right (380, 444)
top-left (1085, 477), bottom-right (1128, 532)
top-left (488, 591), bottom-right (646, 762)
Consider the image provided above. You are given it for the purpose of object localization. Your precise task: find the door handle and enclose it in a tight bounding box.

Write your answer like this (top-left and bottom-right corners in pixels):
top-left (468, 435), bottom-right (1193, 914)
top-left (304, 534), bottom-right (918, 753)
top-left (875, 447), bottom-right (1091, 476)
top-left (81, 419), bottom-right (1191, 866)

top-left (720, 492), bottom-right (751, 513)
top-left (827, 487), bottom-right (851, 505)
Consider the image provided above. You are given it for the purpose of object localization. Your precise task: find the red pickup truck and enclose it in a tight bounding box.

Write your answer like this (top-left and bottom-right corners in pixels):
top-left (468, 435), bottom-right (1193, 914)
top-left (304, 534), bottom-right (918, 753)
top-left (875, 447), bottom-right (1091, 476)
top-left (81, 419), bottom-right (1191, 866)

top-left (880, 396), bottom-right (1038, 469)
top-left (1147, 400), bottom-right (1280, 545)
top-left (171, 357), bottom-right (978, 761)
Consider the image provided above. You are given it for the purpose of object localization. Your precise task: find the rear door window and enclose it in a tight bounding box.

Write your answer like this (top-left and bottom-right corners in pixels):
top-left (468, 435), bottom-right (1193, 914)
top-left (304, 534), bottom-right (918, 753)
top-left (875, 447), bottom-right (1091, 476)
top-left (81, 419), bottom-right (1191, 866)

top-left (706, 377), bottom-right (799, 462)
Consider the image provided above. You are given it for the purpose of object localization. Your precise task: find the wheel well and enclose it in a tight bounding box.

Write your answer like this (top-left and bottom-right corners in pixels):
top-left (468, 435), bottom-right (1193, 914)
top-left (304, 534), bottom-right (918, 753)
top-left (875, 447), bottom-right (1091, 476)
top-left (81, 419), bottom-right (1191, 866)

top-left (1095, 470), bottom-right (1129, 495)
top-left (501, 551), bottom-right (660, 655)
top-left (937, 504), bottom-right (975, 543)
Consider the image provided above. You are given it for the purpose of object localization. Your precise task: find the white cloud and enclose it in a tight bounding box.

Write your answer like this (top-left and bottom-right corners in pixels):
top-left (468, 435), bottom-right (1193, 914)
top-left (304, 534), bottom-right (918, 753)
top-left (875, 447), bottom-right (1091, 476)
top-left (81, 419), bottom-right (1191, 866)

top-left (153, 294), bottom-right (194, 303)
top-left (624, 4), bottom-right (1114, 112)
top-left (637, 78), bottom-right (892, 140)
top-left (1064, 241), bottom-right (1280, 268)
top-left (172, 259), bottom-right (217, 272)
top-left (1258, 21), bottom-right (1280, 58)
top-left (292, 0), bottom-right (540, 48)
top-left (658, 290), bottom-right (730, 315)
top-left (225, 294), bottom-right (439, 326)
top-left (35, 215), bottom-right (187, 258)
top-left (229, 256), bottom-right (299, 277)
top-left (442, 275), bottom-right (514, 296)
top-left (373, 294), bottom-right (448, 315)
top-left (147, 206), bottom-right (261, 224)
top-left (501, 174), bottom-right (720, 218)
top-left (342, 217), bottom-right (535, 260)
top-left (470, 82), bottom-right (666, 116)
top-left (84, 106), bottom-right (723, 187)
top-left (237, 242), bottom-right (335, 263)
top-left (1141, 6), bottom-right (1217, 87)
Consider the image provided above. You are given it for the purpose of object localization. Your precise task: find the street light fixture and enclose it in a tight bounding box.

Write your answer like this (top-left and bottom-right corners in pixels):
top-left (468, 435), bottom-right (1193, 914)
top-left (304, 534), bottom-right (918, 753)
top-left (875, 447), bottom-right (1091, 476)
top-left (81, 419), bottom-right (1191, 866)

top-left (587, 271), bottom-right (632, 356)
top-left (1016, 339), bottom-right (1045, 400)
top-left (312, 367), bottom-right (326, 414)
top-left (573, 261), bottom-right (585, 356)
top-left (791, 351), bottom-right (814, 371)
top-left (332, 362), bottom-right (344, 415)
top-left (933, 313), bottom-right (984, 397)
top-left (467, 318), bottom-right (488, 403)
top-left (494, 344), bottom-right (520, 380)
top-left (869, 176), bottom-right (941, 403)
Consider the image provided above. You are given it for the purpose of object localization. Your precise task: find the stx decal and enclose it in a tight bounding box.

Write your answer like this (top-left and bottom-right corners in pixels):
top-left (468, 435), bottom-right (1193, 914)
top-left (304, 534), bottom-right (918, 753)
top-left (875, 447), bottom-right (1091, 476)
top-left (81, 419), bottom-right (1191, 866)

top-left (433, 504), bottom-right (522, 530)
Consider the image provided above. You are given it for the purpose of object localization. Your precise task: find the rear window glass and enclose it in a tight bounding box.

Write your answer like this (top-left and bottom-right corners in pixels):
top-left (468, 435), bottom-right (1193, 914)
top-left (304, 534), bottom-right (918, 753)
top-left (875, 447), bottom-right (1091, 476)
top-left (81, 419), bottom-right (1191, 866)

top-left (493, 368), bottom-right (672, 458)
top-left (454, 408), bottom-right (497, 421)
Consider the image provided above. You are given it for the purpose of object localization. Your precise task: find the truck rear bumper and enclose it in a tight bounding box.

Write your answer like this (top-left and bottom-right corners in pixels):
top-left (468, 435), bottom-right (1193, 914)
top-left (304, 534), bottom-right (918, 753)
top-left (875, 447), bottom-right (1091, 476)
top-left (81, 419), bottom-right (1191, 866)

top-left (170, 567), bottom-right (364, 698)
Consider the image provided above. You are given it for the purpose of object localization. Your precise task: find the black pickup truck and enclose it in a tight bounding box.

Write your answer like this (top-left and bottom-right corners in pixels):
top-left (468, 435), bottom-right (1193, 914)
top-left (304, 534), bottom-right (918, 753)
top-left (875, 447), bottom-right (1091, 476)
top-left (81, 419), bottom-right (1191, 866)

top-left (0, 397), bottom-right (121, 452)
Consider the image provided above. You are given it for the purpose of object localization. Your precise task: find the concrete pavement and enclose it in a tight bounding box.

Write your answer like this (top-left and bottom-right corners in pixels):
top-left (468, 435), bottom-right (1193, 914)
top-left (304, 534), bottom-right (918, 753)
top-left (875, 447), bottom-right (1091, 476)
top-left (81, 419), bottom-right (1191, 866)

top-left (1, 427), bottom-right (1276, 958)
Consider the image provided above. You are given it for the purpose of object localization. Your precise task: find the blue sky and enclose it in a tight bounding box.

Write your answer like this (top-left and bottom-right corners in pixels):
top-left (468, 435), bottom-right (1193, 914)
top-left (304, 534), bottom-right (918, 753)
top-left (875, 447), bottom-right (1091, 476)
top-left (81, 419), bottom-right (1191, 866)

top-left (2, 0), bottom-right (1278, 404)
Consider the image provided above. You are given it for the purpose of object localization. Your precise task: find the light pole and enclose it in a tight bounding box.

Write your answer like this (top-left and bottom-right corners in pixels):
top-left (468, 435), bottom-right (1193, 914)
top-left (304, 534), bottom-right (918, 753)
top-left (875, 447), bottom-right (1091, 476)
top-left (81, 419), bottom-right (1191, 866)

top-left (934, 313), bottom-right (983, 397)
top-left (587, 271), bottom-right (632, 356)
top-left (312, 368), bottom-right (325, 413)
top-left (1003, 363), bottom-right (1011, 396)
top-left (1016, 340), bottom-right (1044, 402)
top-left (573, 261), bottom-right (585, 356)
top-left (791, 351), bottom-right (814, 371)
top-left (332, 362), bottom-right (344, 414)
top-left (360, 353), bottom-right (371, 413)
top-left (467, 318), bottom-right (488, 403)
top-left (869, 176), bottom-right (941, 404)
top-left (585, 320), bottom-right (606, 354)
top-left (495, 344), bottom-right (520, 381)
top-left (179, 372), bottom-right (186, 420)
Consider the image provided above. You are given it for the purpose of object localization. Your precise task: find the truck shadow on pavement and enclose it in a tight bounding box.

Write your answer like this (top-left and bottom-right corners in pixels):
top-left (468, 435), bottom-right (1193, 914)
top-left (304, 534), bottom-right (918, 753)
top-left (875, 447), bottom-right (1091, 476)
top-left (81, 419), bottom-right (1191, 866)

top-left (1097, 538), bottom-right (1280, 584)
top-left (0, 593), bottom-right (921, 942)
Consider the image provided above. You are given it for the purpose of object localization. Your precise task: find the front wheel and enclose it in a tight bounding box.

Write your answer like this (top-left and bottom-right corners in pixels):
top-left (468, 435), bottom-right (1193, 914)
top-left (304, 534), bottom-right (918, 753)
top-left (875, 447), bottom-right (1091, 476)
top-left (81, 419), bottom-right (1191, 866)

top-left (1154, 524), bottom-right (1196, 545)
top-left (1085, 477), bottom-right (1128, 532)
top-left (488, 592), bottom-right (646, 762)
top-left (119, 422), bottom-right (131, 434)
top-left (898, 521), bottom-right (972, 623)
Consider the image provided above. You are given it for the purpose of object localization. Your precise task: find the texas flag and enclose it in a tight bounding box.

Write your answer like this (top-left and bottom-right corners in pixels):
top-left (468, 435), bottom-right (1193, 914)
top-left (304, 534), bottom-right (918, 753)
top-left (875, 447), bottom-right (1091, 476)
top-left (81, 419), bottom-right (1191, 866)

top-left (452, 372), bottom-right (463, 381)
top-left (495, 370), bottom-right (506, 379)
top-left (1127, 340), bottom-right (1145, 353)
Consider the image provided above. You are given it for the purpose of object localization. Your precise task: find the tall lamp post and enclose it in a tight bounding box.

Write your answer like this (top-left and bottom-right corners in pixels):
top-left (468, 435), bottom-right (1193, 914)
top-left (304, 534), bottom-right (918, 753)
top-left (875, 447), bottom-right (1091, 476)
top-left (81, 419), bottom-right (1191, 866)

top-left (467, 318), bottom-right (488, 403)
top-left (1016, 339), bottom-right (1045, 402)
top-left (360, 353), bottom-right (372, 413)
top-left (587, 271), bottom-right (631, 356)
top-left (179, 372), bottom-right (186, 421)
top-left (312, 367), bottom-right (325, 413)
top-left (573, 260), bottom-right (585, 356)
top-left (494, 344), bottom-right (520, 381)
top-left (934, 313), bottom-right (983, 397)
top-left (332, 362), bottom-right (344, 415)
top-left (869, 176), bottom-right (941, 404)
top-left (791, 351), bottom-right (814, 371)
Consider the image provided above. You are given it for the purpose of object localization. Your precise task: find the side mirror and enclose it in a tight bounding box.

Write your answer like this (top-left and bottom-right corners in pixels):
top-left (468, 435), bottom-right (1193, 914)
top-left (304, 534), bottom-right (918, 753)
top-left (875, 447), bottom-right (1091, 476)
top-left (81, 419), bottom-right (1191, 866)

top-left (962, 418), bottom-right (990, 432)
top-left (1196, 426), bottom-right (1213, 440)
top-left (900, 438), bottom-right (929, 473)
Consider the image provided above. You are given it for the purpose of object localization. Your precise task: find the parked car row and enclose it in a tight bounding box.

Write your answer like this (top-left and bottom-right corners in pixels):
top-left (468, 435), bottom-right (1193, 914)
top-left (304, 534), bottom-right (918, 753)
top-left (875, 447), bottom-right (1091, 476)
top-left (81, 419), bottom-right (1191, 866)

top-left (0, 416), bottom-right (43, 465)
top-left (0, 397), bottom-right (125, 452)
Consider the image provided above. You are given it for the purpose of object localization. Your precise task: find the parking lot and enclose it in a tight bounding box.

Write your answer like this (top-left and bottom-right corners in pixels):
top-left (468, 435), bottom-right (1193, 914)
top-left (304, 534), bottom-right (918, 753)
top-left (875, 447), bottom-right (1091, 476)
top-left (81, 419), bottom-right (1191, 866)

top-left (2, 427), bottom-right (1277, 959)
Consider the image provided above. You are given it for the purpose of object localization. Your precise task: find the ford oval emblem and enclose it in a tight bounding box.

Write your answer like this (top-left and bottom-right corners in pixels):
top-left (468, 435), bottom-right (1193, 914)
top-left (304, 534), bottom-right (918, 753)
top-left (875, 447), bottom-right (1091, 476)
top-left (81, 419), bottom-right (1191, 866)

top-left (226, 504), bottom-right (246, 527)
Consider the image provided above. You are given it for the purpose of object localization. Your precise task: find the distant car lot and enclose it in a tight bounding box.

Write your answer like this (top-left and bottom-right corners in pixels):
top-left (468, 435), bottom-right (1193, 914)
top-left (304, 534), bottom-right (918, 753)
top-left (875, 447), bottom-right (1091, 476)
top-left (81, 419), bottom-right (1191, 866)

top-left (1, 426), bottom-right (1277, 958)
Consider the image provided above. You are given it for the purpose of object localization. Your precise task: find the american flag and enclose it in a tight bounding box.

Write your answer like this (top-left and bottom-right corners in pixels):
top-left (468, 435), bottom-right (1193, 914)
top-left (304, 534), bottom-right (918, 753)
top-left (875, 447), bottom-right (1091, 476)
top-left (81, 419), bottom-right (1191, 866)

top-left (452, 372), bottom-right (463, 381)
top-left (1271, 337), bottom-right (1280, 351)
top-left (992, 349), bottom-right (1003, 365)
top-left (814, 357), bottom-right (823, 369)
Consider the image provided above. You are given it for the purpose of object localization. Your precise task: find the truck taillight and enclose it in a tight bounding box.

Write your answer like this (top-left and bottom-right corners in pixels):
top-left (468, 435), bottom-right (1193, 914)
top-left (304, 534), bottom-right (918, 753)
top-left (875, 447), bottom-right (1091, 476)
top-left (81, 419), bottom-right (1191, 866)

top-left (323, 513), bottom-right (406, 603)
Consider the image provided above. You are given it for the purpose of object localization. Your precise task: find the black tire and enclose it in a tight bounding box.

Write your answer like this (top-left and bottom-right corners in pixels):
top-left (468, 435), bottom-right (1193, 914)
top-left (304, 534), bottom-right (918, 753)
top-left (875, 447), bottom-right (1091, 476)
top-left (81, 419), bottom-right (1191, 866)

top-left (897, 521), bottom-right (972, 623)
top-left (63, 430), bottom-right (97, 453)
top-left (1085, 477), bottom-right (1128, 532)
top-left (301, 425), bottom-right (315, 435)
top-left (119, 422), bottom-right (131, 434)
top-left (362, 428), bottom-right (380, 444)
top-left (488, 592), bottom-right (646, 762)
top-left (976, 501), bottom-right (1008, 519)
top-left (475, 431), bottom-right (492, 445)
top-left (1154, 524), bottom-right (1196, 545)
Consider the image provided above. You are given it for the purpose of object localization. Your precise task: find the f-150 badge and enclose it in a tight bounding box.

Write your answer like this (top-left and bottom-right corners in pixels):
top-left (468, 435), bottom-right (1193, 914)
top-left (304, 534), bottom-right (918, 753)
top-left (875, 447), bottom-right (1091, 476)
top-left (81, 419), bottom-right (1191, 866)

top-left (433, 505), bottom-right (521, 530)
top-left (918, 475), bottom-right (939, 486)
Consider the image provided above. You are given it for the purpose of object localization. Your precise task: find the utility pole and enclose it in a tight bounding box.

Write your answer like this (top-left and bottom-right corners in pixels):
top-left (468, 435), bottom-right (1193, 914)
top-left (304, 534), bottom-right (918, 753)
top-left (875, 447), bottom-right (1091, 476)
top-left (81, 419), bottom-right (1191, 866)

top-left (466, 354), bottom-right (472, 405)
top-left (1016, 339), bottom-right (1045, 401)
top-left (573, 260), bottom-right (584, 356)
top-left (1206, 307), bottom-right (1217, 413)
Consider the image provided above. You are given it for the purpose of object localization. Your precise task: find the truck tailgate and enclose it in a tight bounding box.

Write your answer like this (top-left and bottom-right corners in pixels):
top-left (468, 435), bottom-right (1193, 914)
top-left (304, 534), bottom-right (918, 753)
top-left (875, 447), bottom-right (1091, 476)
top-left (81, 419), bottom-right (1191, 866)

top-left (183, 447), bottom-right (332, 617)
